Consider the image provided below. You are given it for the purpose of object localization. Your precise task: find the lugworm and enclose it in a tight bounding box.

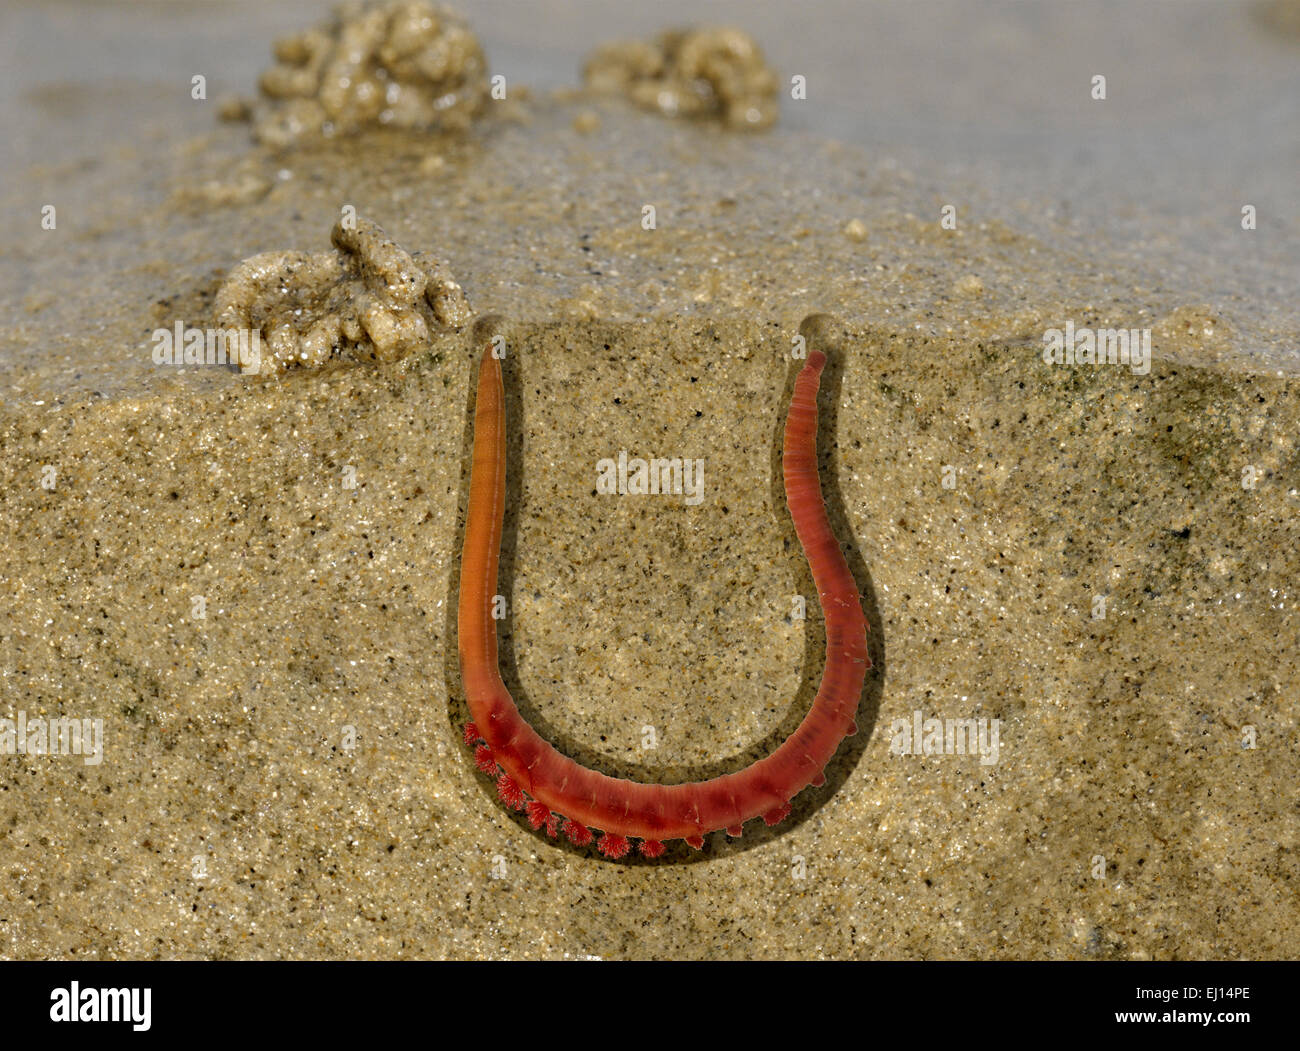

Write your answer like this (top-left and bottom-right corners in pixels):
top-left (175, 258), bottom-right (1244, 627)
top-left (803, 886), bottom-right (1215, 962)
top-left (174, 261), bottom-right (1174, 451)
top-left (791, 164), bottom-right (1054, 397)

top-left (458, 331), bottom-right (870, 859)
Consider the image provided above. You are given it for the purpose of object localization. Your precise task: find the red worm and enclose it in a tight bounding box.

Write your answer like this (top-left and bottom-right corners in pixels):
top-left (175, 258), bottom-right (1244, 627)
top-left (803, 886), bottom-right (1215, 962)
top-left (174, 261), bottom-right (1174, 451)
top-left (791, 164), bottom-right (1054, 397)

top-left (458, 340), bottom-right (870, 859)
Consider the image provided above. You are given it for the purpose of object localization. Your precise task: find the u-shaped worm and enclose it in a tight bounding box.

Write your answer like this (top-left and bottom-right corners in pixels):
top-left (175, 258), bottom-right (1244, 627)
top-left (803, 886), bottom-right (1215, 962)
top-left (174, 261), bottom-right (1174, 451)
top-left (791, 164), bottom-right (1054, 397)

top-left (458, 328), bottom-right (870, 858)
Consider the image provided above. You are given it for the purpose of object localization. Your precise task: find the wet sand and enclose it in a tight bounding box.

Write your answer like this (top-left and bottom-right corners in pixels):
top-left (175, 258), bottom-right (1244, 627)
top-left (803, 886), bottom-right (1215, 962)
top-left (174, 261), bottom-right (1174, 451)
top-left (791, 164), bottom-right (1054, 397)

top-left (0, 2), bottom-right (1296, 959)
